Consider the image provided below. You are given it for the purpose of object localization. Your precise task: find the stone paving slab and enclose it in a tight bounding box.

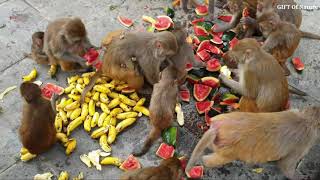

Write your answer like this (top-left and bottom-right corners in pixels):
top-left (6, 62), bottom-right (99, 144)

top-left (0, 0), bottom-right (319, 179)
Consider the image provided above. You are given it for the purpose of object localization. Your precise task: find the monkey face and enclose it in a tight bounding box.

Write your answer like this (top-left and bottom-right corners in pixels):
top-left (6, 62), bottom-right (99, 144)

top-left (259, 21), bottom-right (273, 37)
top-left (227, 0), bottom-right (241, 13)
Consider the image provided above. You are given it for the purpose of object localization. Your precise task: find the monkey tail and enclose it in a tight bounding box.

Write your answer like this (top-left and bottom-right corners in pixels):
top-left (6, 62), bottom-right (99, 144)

top-left (80, 70), bottom-right (101, 104)
top-left (132, 127), bottom-right (161, 157)
top-left (288, 84), bottom-right (307, 96)
top-left (300, 31), bottom-right (320, 40)
top-left (185, 128), bottom-right (217, 173)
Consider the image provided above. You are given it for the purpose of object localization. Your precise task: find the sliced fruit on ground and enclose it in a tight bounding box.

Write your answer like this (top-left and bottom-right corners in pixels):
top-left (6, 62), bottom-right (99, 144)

top-left (156, 143), bottom-right (175, 159)
top-left (178, 156), bottom-right (187, 171)
top-left (162, 127), bottom-right (177, 147)
top-left (211, 24), bottom-right (219, 32)
top-left (186, 74), bottom-right (200, 84)
top-left (193, 36), bottom-right (201, 45)
top-left (205, 107), bottom-right (222, 125)
top-left (195, 5), bottom-right (208, 16)
top-left (197, 40), bottom-right (212, 52)
top-left (117, 16), bottom-right (133, 27)
top-left (121, 87), bottom-right (135, 94)
top-left (206, 58), bottom-right (221, 72)
top-left (191, 17), bottom-right (205, 25)
top-left (196, 101), bottom-right (214, 114)
top-left (197, 35), bottom-right (212, 42)
top-left (165, 7), bottom-right (175, 18)
top-left (209, 45), bottom-right (223, 55)
top-left (197, 50), bottom-right (211, 61)
top-left (194, 54), bottom-right (203, 63)
top-left (83, 48), bottom-right (99, 64)
top-left (201, 77), bottom-right (220, 89)
top-left (154, 15), bottom-right (173, 31)
top-left (229, 37), bottom-right (239, 50)
top-left (194, 84), bottom-right (212, 101)
top-left (186, 166), bottom-right (204, 178)
top-left (41, 83), bottom-right (64, 100)
top-left (142, 15), bottom-right (157, 24)
top-left (179, 89), bottom-right (190, 102)
top-left (119, 154), bottom-right (141, 171)
top-left (211, 30), bottom-right (223, 38)
top-left (211, 35), bottom-right (223, 44)
top-left (185, 63), bottom-right (193, 71)
top-left (201, 21), bottom-right (214, 32)
top-left (218, 15), bottom-right (232, 22)
top-left (222, 93), bottom-right (239, 103)
top-left (194, 26), bottom-right (209, 36)
top-left (292, 57), bottom-right (304, 71)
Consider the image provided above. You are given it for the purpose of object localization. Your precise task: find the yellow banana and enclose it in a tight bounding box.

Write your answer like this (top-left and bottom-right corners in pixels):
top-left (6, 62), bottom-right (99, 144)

top-left (119, 94), bottom-right (136, 106)
top-left (115, 84), bottom-right (128, 91)
top-left (98, 112), bottom-right (107, 127)
top-left (77, 78), bottom-right (84, 84)
top-left (116, 112), bottom-right (138, 120)
top-left (67, 116), bottom-right (85, 136)
top-left (22, 68), bottom-right (37, 82)
top-left (81, 103), bottom-right (89, 117)
top-left (99, 134), bottom-right (112, 152)
top-left (64, 101), bottom-right (80, 111)
top-left (57, 98), bottom-right (73, 110)
top-left (129, 92), bottom-right (140, 102)
top-left (133, 106), bottom-right (150, 116)
top-left (48, 64), bottom-right (57, 77)
top-left (59, 110), bottom-right (68, 125)
top-left (91, 126), bottom-right (108, 139)
top-left (58, 171), bottom-right (69, 180)
top-left (75, 84), bottom-right (83, 93)
top-left (20, 147), bottom-right (29, 155)
top-left (110, 108), bottom-right (123, 117)
top-left (85, 97), bottom-right (91, 103)
top-left (65, 138), bottom-right (77, 155)
top-left (100, 157), bottom-right (122, 166)
top-left (107, 92), bottom-right (119, 99)
top-left (56, 133), bottom-right (68, 144)
top-left (83, 116), bottom-right (92, 132)
top-left (55, 115), bottom-right (63, 132)
top-left (107, 98), bottom-right (120, 109)
top-left (136, 98), bottom-right (146, 106)
top-left (107, 125), bottom-right (116, 144)
top-left (109, 117), bottom-right (116, 126)
top-left (102, 115), bottom-right (112, 127)
top-left (70, 108), bottom-right (81, 120)
top-left (68, 75), bottom-right (79, 84)
top-left (68, 94), bottom-right (80, 101)
top-left (116, 118), bottom-right (137, 133)
top-left (119, 103), bottom-right (131, 112)
top-left (89, 99), bottom-right (95, 116)
top-left (99, 93), bottom-right (109, 104)
top-left (64, 84), bottom-right (75, 94)
top-left (83, 76), bottom-right (90, 85)
top-left (100, 103), bottom-right (110, 114)
top-left (82, 72), bottom-right (95, 77)
top-left (93, 85), bottom-right (111, 94)
top-left (92, 92), bottom-right (100, 101)
top-left (91, 112), bottom-right (99, 128)
top-left (21, 152), bottom-right (37, 162)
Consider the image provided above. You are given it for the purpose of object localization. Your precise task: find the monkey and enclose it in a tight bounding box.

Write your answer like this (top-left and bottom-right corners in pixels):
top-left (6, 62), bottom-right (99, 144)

top-left (19, 82), bottom-right (57, 155)
top-left (80, 31), bottom-right (179, 103)
top-left (186, 106), bottom-right (320, 179)
top-left (220, 38), bottom-right (288, 112)
top-left (120, 157), bottom-right (182, 180)
top-left (132, 65), bottom-right (179, 156)
top-left (43, 17), bottom-right (96, 73)
top-left (101, 29), bottom-right (125, 49)
top-left (24, 32), bottom-right (49, 65)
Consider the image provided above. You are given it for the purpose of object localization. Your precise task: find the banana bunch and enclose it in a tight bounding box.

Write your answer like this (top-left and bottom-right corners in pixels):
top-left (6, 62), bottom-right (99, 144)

top-left (54, 72), bottom-right (150, 158)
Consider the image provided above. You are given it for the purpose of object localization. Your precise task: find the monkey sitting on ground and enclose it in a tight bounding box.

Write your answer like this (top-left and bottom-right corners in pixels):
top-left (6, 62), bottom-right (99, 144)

top-left (120, 157), bottom-right (182, 180)
top-left (221, 38), bottom-right (288, 112)
top-left (132, 65), bottom-right (179, 156)
top-left (24, 32), bottom-right (49, 65)
top-left (186, 106), bottom-right (320, 179)
top-left (43, 17), bottom-right (96, 74)
top-left (19, 82), bottom-right (57, 154)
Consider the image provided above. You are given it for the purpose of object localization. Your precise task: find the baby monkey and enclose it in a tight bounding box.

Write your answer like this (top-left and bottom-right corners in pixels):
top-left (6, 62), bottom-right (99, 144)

top-left (186, 106), bottom-right (320, 179)
top-left (120, 157), bottom-right (182, 180)
top-left (25, 32), bottom-right (49, 65)
top-left (133, 65), bottom-right (179, 156)
top-left (19, 82), bottom-right (57, 154)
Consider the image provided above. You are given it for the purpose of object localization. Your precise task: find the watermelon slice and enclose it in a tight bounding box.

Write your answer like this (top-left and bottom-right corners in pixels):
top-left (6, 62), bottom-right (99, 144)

top-left (186, 63), bottom-right (193, 71)
top-left (191, 17), bottom-right (205, 25)
top-left (195, 5), bottom-right (208, 16)
top-left (196, 101), bottom-right (214, 114)
top-left (229, 37), bottom-right (239, 50)
top-left (197, 50), bottom-right (211, 61)
top-left (222, 93), bottom-right (239, 104)
top-left (194, 84), bottom-right (212, 101)
top-left (292, 57), bottom-right (304, 71)
top-left (83, 48), bottom-right (99, 64)
top-left (194, 26), bottom-right (209, 36)
top-left (209, 46), bottom-right (223, 55)
top-left (179, 156), bottom-right (187, 171)
top-left (162, 127), bottom-right (177, 146)
top-left (186, 74), bottom-right (200, 84)
top-left (41, 83), bottom-right (64, 100)
top-left (218, 15), bottom-right (232, 22)
top-left (180, 89), bottom-right (190, 102)
top-left (186, 166), bottom-right (204, 178)
top-left (211, 35), bottom-right (223, 44)
top-left (206, 58), bottom-right (221, 72)
top-left (197, 40), bottom-right (212, 52)
top-left (201, 77), bottom-right (220, 89)
top-left (154, 15), bottom-right (173, 31)
top-left (156, 143), bottom-right (175, 159)
top-left (119, 154), bottom-right (141, 171)
top-left (117, 16), bottom-right (133, 27)
top-left (121, 87), bottom-right (135, 94)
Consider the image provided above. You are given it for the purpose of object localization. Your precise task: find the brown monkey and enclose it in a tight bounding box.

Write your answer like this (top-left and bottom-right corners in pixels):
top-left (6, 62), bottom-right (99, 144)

top-left (132, 66), bottom-right (179, 156)
top-left (101, 29), bottom-right (125, 48)
top-left (19, 82), bottom-right (57, 154)
top-left (221, 38), bottom-right (288, 112)
top-left (25, 32), bottom-right (49, 65)
top-left (80, 31), bottom-right (178, 103)
top-left (120, 157), bottom-right (182, 180)
top-left (186, 106), bottom-right (320, 179)
top-left (43, 17), bottom-right (96, 73)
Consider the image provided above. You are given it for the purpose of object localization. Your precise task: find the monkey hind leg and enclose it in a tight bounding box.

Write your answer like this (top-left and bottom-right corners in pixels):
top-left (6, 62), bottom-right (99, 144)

top-left (280, 61), bottom-right (291, 76)
top-left (132, 127), bottom-right (161, 157)
top-left (277, 157), bottom-right (299, 180)
top-left (202, 153), bottom-right (233, 168)
top-left (239, 97), bottom-right (259, 112)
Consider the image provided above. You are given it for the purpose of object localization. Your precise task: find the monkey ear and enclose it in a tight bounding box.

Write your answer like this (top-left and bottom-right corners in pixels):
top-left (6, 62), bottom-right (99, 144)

top-left (20, 82), bottom-right (41, 103)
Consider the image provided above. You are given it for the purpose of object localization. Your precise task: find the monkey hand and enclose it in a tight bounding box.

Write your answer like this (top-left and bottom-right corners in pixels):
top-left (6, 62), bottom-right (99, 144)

top-left (240, 17), bottom-right (256, 27)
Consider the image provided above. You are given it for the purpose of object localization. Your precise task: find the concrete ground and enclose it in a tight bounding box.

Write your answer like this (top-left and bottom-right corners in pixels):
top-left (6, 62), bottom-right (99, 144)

top-left (0, 0), bottom-right (320, 179)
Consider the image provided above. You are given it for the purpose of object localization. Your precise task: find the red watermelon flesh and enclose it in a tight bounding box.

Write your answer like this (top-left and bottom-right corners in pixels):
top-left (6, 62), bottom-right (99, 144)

top-left (179, 156), bottom-right (187, 171)
top-left (197, 50), bottom-right (211, 61)
top-left (218, 15), bottom-right (232, 22)
top-left (180, 89), bottom-right (191, 102)
top-left (197, 40), bottom-right (212, 52)
top-left (205, 110), bottom-right (212, 126)
top-left (194, 26), bottom-right (209, 36)
top-left (191, 17), bottom-right (205, 25)
top-left (211, 35), bottom-right (223, 44)
top-left (229, 37), bottom-right (239, 50)
top-left (292, 57), bottom-right (304, 71)
top-left (194, 84), bottom-right (212, 101)
top-left (201, 77), bottom-right (220, 89)
top-left (120, 154), bottom-right (141, 171)
top-left (206, 58), bottom-right (221, 72)
top-left (211, 31), bottom-right (223, 38)
top-left (156, 143), bottom-right (175, 159)
top-left (193, 36), bottom-right (201, 45)
top-left (83, 48), bottom-right (99, 64)
top-left (195, 5), bottom-right (208, 16)
top-left (186, 63), bottom-right (193, 71)
top-left (154, 16), bottom-right (173, 31)
top-left (209, 46), bottom-right (223, 55)
top-left (196, 101), bottom-right (214, 114)
top-left (186, 166), bottom-right (204, 178)
top-left (41, 83), bottom-right (64, 100)
top-left (117, 16), bottom-right (133, 27)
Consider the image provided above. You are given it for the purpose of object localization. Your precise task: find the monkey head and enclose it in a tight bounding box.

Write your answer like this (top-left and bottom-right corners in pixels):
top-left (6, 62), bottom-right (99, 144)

top-left (153, 31), bottom-right (178, 60)
top-left (257, 0), bottom-right (276, 12)
top-left (223, 38), bottom-right (261, 67)
top-left (62, 17), bottom-right (86, 45)
top-left (32, 32), bottom-right (45, 48)
top-left (20, 82), bottom-right (42, 103)
top-left (257, 11), bottom-right (281, 37)
top-left (227, 0), bottom-right (243, 13)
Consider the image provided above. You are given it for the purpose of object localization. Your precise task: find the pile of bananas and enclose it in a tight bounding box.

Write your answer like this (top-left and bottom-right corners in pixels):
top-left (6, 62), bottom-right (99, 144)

top-left (54, 71), bottom-right (150, 158)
